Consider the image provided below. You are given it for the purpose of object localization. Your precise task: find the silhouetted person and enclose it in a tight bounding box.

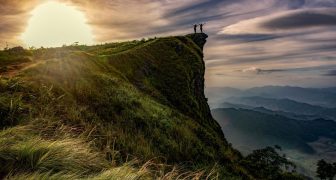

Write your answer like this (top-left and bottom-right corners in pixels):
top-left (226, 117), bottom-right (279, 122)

top-left (193, 24), bottom-right (198, 33)
top-left (199, 23), bottom-right (205, 33)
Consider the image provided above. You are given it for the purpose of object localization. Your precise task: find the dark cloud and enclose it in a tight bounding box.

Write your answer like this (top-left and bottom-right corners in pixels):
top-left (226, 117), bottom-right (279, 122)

top-left (305, 0), bottom-right (336, 8)
top-left (166, 0), bottom-right (232, 17)
top-left (262, 10), bottom-right (336, 29)
top-left (274, 0), bottom-right (305, 9)
top-left (288, 0), bottom-right (306, 9)
top-left (323, 70), bottom-right (336, 76)
top-left (219, 33), bottom-right (281, 42)
top-left (308, 44), bottom-right (336, 52)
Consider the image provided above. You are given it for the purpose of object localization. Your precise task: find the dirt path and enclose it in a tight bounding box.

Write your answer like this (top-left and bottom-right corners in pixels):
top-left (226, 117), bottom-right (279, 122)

top-left (0, 61), bottom-right (43, 77)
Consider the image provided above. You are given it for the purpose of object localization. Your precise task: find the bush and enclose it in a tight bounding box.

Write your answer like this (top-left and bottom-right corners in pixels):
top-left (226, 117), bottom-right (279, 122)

top-left (241, 146), bottom-right (299, 179)
top-left (316, 159), bottom-right (336, 180)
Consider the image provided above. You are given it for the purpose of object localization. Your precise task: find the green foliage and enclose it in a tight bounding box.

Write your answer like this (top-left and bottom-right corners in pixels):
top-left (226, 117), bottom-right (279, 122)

top-left (241, 146), bottom-right (299, 179)
top-left (0, 78), bottom-right (29, 128)
top-left (0, 48), bottom-right (31, 68)
top-left (0, 95), bottom-right (25, 128)
top-left (316, 159), bottom-right (336, 180)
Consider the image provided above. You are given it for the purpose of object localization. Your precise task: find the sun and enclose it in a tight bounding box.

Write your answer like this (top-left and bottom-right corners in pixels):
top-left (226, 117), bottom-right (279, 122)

top-left (21, 1), bottom-right (94, 47)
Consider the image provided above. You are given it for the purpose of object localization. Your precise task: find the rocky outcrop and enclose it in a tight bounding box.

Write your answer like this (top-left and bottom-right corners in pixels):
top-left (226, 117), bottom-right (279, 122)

top-left (186, 33), bottom-right (209, 50)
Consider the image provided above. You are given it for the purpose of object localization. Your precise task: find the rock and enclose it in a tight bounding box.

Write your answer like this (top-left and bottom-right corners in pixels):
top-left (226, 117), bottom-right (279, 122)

top-left (186, 33), bottom-right (208, 50)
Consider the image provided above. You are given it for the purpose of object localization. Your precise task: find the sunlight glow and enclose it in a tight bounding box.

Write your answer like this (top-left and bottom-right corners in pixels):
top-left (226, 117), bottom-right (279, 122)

top-left (21, 1), bottom-right (94, 47)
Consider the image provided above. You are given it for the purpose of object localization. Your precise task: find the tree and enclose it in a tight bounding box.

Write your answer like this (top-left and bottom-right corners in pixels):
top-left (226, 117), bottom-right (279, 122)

top-left (4, 42), bottom-right (9, 50)
top-left (241, 146), bottom-right (297, 179)
top-left (317, 159), bottom-right (329, 180)
top-left (274, 145), bottom-right (282, 151)
top-left (316, 159), bottom-right (336, 180)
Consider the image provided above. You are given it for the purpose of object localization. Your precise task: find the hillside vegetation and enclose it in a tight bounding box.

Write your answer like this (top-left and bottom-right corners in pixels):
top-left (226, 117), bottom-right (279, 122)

top-left (0, 34), bottom-right (251, 179)
top-left (0, 34), bottom-right (305, 179)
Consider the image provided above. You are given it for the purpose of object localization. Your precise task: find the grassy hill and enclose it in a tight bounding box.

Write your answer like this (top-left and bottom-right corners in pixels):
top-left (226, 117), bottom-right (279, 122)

top-left (0, 34), bottom-right (251, 179)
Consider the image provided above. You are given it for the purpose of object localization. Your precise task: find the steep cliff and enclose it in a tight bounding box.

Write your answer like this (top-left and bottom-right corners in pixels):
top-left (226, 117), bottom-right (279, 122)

top-left (0, 34), bottom-right (244, 179)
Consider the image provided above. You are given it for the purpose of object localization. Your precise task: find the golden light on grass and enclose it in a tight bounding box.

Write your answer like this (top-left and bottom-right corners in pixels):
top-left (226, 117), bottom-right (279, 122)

top-left (21, 1), bottom-right (94, 47)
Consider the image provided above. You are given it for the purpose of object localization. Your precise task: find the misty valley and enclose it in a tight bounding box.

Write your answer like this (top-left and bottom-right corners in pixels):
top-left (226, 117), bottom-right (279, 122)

top-left (207, 86), bottom-right (336, 177)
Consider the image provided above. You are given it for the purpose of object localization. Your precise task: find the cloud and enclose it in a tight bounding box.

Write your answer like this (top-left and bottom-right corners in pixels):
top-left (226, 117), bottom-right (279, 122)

top-left (220, 8), bottom-right (336, 35)
top-left (162, 0), bottom-right (237, 25)
top-left (261, 10), bottom-right (336, 29)
top-left (323, 70), bottom-right (336, 76)
top-left (0, 0), bottom-right (191, 45)
top-left (305, 0), bottom-right (336, 8)
top-left (60, 0), bottom-right (171, 41)
top-left (167, 0), bottom-right (227, 16)
top-left (213, 7), bottom-right (336, 81)
top-left (218, 33), bottom-right (281, 42)
top-left (238, 67), bottom-right (285, 75)
top-left (0, 0), bottom-right (39, 46)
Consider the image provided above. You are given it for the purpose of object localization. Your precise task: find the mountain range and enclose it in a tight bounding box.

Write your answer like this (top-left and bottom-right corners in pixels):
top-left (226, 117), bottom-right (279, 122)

top-left (207, 86), bottom-right (336, 177)
top-left (212, 108), bottom-right (336, 177)
top-left (225, 96), bottom-right (336, 121)
top-left (207, 86), bottom-right (336, 109)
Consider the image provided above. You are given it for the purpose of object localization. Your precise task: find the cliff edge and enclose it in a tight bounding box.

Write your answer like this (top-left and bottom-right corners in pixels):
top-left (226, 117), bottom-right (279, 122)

top-left (0, 34), bottom-right (244, 179)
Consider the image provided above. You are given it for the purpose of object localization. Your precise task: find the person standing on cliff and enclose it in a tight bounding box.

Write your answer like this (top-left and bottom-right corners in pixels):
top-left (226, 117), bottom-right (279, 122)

top-left (194, 24), bottom-right (198, 33)
top-left (199, 23), bottom-right (205, 33)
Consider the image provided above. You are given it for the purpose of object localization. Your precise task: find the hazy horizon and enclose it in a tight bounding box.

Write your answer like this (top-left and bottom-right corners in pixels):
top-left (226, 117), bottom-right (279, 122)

top-left (206, 85), bottom-right (336, 90)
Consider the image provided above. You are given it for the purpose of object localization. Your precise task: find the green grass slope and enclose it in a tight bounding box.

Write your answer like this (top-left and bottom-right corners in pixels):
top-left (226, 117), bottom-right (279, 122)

top-left (0, 34), bottom-right (246, 179)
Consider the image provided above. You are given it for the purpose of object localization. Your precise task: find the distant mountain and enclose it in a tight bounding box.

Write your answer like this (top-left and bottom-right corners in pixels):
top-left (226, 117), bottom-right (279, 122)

top-left (206, 86), bottom-right (336, 108)
top-left (205, 87), bottom-right (242, 97)
top-left (212, 108), bottom-right (336, 154)
top-left (224, 96), bottom-right (336, 120)
top-left (212, 108), bottom-right (336, 177)
top-left (244, 86), bottom-right (336, 108)
top-left (221, 102), bottom-right (323, 120)
top-left (206, 85), bottom-right (336, 177)
top-left (320, 87), bottom-right (336, 94)
top-left (205, 87), bottom-right (242, 108)
top-left (221, 102), bottom-right (254, 110)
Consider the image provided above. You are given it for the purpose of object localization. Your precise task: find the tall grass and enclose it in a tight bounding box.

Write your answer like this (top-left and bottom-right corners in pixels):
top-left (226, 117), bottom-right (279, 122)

top-left (0, 128), bottom-right (108, 176)
top-left (0, 128), bottom-right (230, 180)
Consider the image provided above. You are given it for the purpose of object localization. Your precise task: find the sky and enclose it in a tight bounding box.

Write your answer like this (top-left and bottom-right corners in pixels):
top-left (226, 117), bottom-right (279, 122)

top-left (1, 0), bottom-right (336, 88)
